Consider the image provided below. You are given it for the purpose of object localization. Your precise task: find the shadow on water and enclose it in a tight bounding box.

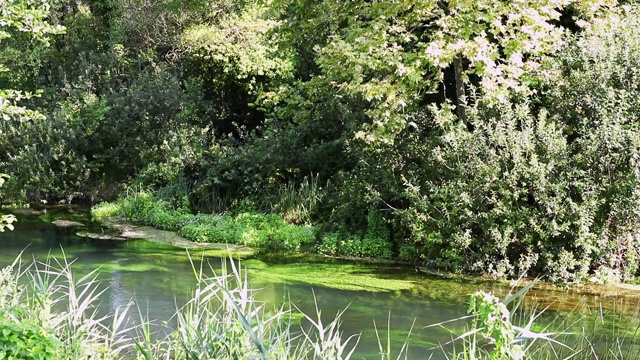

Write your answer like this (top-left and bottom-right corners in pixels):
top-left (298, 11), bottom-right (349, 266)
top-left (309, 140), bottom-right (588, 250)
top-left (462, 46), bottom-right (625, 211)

top-left (1, 207), bottom-right (640, 359)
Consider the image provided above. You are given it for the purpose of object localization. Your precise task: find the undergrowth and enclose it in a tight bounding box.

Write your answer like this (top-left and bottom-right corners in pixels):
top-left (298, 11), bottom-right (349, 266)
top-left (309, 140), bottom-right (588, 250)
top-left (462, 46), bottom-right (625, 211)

top-left (91, 190), bottom-right (315, 251)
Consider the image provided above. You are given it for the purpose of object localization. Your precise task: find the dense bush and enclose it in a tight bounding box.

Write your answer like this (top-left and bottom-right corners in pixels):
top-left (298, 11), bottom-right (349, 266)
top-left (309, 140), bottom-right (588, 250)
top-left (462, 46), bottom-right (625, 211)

top-left (392, 8), bottom-right (640, 283)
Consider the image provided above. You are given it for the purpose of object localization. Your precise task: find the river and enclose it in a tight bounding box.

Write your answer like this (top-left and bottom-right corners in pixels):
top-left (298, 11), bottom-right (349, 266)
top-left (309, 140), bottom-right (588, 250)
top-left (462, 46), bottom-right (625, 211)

top-left (1, 207), bottom-right (639, 359)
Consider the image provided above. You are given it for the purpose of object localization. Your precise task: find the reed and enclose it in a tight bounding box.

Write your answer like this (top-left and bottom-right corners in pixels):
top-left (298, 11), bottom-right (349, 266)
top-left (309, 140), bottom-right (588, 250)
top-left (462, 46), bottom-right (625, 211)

top-left (426, 283), bottom-right (640, 360)
top-left (0, 252), bottom-right (358, 359)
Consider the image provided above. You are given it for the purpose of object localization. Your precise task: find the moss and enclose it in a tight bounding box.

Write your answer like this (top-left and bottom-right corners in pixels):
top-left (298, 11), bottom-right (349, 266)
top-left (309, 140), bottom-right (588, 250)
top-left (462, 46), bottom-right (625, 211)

top-left (80, 261), bottom-right (172, 273)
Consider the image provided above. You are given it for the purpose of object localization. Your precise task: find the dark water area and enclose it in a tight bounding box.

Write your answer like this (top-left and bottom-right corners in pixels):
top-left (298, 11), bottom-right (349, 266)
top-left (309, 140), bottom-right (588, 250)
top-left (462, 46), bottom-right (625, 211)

top-left (1, 207), bottom-right (640, 359)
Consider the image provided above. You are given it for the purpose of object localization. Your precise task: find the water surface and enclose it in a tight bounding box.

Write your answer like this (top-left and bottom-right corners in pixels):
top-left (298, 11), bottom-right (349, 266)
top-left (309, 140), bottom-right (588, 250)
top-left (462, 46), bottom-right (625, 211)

top-left (1, 207), bottom-right (639, 359)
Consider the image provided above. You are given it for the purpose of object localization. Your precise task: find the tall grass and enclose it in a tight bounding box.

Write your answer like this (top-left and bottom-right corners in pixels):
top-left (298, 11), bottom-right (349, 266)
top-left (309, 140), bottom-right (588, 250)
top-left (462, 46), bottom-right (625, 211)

top-left (270, 175), bottom-right (326, 225)
top-left (0, 253), bottom-right (132, 359)
top-left (136, 254), bottom-right (359, 360)
top-left (426, 282), bottom-right (640, 360)
top-left (0, 253), bottom-right (358, 359)
top-left (2, 252), bottom-right (640, 359)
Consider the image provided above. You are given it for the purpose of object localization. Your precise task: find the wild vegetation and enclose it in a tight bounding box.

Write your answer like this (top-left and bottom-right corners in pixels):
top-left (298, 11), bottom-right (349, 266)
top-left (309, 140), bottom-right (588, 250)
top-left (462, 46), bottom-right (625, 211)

top-left (1, 255), bottom-right (639, 360)
top-left (3, 0), bottom-right (640, 283)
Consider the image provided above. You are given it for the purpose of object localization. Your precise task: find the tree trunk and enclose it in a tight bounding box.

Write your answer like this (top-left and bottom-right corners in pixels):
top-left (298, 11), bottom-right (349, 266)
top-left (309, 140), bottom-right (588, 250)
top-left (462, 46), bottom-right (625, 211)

top-left (453, 54), bottom-right (467, 125)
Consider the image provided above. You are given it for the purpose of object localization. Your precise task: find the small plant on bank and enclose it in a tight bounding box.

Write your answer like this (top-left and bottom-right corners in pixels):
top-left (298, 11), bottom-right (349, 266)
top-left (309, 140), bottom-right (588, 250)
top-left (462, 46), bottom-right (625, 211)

top-left (317, 208), bottom-right (393, 259)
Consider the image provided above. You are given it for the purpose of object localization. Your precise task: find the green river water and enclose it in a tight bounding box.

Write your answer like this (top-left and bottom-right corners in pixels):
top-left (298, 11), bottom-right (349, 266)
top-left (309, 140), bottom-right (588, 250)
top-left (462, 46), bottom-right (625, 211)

top-left (1, 207), bottom-right (640, 359)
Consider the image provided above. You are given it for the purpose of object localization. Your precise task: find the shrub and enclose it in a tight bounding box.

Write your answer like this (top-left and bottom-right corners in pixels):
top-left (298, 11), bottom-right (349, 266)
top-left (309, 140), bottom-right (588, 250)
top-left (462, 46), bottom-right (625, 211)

top-left (362, 208), bottom-right (392, 259)
top-left (180, 214), bottom-right (237, 244)
top-left (91, 202), bottom-right (121, 221)
top-left (317, 232), bottom-right (340, 256)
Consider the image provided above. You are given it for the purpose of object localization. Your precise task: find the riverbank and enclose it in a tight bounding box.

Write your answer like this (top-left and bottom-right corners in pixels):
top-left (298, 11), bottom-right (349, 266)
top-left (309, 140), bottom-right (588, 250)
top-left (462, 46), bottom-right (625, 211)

top-left (3, 211), bottom-right (640, 360)
top-left (89, 209), bottom-right (640, 305)
top-left (9, 202), bottom-right (640, 299)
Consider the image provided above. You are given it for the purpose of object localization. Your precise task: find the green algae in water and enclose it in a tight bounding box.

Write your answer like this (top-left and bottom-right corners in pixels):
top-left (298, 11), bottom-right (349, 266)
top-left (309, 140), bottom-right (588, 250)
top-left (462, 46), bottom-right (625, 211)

top-left (72, 259), bottom-right (172, 273)
top-left (244, 259), bottom-right (415, 292)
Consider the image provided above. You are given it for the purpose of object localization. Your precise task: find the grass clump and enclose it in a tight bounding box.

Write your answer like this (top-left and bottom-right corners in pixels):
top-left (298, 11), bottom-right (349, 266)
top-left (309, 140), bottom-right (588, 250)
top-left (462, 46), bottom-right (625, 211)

top-left (91, 201), bottom-right (120, 221)
top-left (0, 255), bottom-right (131, 359)
top-left (137, 257), bottom-right (359, 360)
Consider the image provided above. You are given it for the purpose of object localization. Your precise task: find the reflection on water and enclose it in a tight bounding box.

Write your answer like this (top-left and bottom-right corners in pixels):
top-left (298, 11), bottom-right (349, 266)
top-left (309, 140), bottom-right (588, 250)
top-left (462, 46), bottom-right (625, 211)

top-left (1, 210), bottom-right (639, 359)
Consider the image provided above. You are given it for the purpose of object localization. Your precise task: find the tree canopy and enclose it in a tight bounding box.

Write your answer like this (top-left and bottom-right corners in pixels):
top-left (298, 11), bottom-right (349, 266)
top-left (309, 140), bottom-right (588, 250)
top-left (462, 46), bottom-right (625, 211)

top-left (2, 0), bottom-right (640, 283)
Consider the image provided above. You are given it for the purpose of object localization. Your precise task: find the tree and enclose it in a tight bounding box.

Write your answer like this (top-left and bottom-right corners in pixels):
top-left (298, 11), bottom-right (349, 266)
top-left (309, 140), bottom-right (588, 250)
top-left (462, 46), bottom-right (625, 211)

top-left (424, 0), bottom-right (614, 122)
top-left (273, 0), bottom-right (614, 141)
top-left (0, 0), bottom-right (63, 228)
top-left (0, 0), bottom-right (64, 122)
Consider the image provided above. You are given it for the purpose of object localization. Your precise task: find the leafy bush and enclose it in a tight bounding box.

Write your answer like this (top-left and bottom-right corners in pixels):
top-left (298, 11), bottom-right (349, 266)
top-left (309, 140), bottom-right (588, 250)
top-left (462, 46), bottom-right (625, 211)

top-left (316, 232), bottom-right (340, 256)
top-left (0, 322), bottom-right (60, 360)
top-left (362, 208), bottom-right (392, 259)
top-left (91, 202), bottom-right (120, 221)
top-left (180, 214), bottom-right (237, 244)
top-left (315, 209), bottom-right (392, 259)
top-left (0, 112), bottom-right (92, 202)
top-left (396, 13), bottom-right (640, 281)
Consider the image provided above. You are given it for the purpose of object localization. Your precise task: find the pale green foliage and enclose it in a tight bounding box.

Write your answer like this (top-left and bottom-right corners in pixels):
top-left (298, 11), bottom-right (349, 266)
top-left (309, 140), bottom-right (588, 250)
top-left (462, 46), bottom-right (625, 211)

top-left (90, 202), bottom-right (120, 221)
top-left (438, 286), bottom-right (575, 360)
top-left (468, 291), bottom-right (519, 359)
top-left (270, 175), bottom-right (324, 225)
top-left (424, 0), bottom-right (614, 101)
top-left (0, 0), bottom-right (64, 121)
top-left (0, 0), bottom-right (64, 42)
top-left (179, 1), bottom-right (295, 91)
top-left (0, 174), bottom-right (16, 232)
top-left (274, 0), bottom-right (615, 143)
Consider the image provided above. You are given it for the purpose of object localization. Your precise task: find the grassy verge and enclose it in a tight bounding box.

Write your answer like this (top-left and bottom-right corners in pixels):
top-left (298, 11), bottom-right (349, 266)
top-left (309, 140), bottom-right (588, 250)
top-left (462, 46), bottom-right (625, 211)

top-left (92, 191), bottom-right (315, 252)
